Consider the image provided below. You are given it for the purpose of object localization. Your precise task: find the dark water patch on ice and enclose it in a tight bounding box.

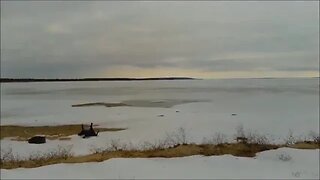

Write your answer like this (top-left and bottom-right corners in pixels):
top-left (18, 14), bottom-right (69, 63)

top-left (72, 99), bottom-right (209, 108)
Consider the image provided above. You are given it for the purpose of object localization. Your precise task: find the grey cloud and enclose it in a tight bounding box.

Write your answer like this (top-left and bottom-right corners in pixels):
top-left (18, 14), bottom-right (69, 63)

top-left (1, 1), bottom-right (319, 78)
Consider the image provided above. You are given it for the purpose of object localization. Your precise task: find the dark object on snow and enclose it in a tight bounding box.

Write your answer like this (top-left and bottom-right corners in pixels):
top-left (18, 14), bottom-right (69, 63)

top-left (78, 124), bottom-right (86, 136)
top-left (78, 123), bottom-right (99, 138)
top-left (176, 110), bottom-right (180, 113)
top-left (28, 136), bottom-right (46, 144)
top-left (157, 114), bottom-right (164, 117)
top-left (232, 113), bottom-right (237, 116)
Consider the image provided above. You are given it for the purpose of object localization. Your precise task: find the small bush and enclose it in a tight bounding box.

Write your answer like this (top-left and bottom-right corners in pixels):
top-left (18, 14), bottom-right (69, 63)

top-left (308, 131), bottom-right (320, 143)
top-left (142, 137), bottom-right (173, 150)
top-left (108, 139), bottom-right (123, 151)
top-left (1, 147), bottom-right (17, 163)
top-left (233, 124), bottom-right (270, 145)
top-left (90, 146), bottom-right (106, 154)
top-left (91, 139), bottom-right (136, 154)
top-left (176, 127), bottom-right (187, 145)
top-left (101, 139), bottom-right (137, 152)
top-left (54, 145), bottom-right (73, 159)
top-left (202, 132), bottom-right (227, 145)
top-left (123, 141), bottom-right (135, 151)
top-left (142, 141), bottom-right (162, 150)
top-left (141, 141), bottom-right (156, 150)
top-left (246, 130), bottom-right (270, 145)
top-left (28, 145), bottom-right (73, 161)
top-left (284, 129), bottom-right (296, 145)
top-left (235, 124), bottom-right (245, 138)
top-left (140, 128), bottom-right (189, 150)
top-left (1, 145), bottom-right (73, 168)
top-left (167, 127), bottom-right (188, 145)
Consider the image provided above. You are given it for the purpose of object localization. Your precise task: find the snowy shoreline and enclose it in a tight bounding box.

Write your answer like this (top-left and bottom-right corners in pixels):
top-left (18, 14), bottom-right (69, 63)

top-left (1, 148), bottom-right (319, 179)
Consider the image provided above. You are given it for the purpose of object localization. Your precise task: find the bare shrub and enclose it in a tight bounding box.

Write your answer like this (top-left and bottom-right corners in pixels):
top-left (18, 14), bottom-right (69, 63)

top-left (1, 147), bottom-right (16, 163)
top-left (177, 127), bottom-right (187, 144)
top-left (140, 128), bottom-right (188, 150)
top-left (101, 139), bottom-right (135, 152)
top-left (278, 153), bottom-right (292, 162)
top-left (109, 139), bottom-right (122, 151)
top-left (118, 143), bottom-right (128, 151)
top-left (161, 127), bottom-right (188, 147)
top-left (246, 130), bottom-right (270, 145)
top-left (212, 132), bottom-right (227, 145)
top-left (308, 131), bottom-right (320, 143)
top-left (28, 145), bottom-right (73, 161)
top-left (1, 145), bottom-right (73, 167)
top-left (123, 141), bottom-right (135, 151)
top-left (54, 145), bottom-right (73, 159)
top-left (202, 132), bottom-right (227, 145)
top-left (90, 140), bottom-right (129, 155)
top-left (141, 141), bottom-right (156, 150)
top-left (90, 146), bottom-right (106, 154)
top-left (28, 151), bottom-right (42, 161)
top-left (140, 136), bottom-right (178, 151)
top-left (235, 123), bottom-right (245, 138)
top-left (284, 129), bottom-right (296, 145)
top-left (170, 127), bottom-right (188, 145)
top-left (233, 124), bottom-right (270, 145)
top-left (142, 137), bottom-right (173, 150)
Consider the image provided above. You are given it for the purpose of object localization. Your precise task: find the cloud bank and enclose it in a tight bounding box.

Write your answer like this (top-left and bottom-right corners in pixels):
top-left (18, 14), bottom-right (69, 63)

top-left (1, 1), bottom-right (319, 78)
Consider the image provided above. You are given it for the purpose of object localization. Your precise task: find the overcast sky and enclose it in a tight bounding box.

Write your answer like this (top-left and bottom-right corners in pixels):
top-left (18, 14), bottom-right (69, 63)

top-left (1, 1), bottom-right (319, 78)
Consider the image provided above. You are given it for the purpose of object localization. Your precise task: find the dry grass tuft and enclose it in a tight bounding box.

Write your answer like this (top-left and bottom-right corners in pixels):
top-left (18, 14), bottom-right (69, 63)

top-left (1, 143), bottom-right (278, 169)
top-left (3, 141), bottom-right (317, 169)
top-left (1, 125), bottom-right (319, 169)
top-left (286, 141), bottom-right (320, 149)
top-left (0, 124), bottom-right (126, 140)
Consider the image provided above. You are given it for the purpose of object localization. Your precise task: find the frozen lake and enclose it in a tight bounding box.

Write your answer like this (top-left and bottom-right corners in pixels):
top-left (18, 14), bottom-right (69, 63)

top-left (1, 78), bottom-right (319, 157)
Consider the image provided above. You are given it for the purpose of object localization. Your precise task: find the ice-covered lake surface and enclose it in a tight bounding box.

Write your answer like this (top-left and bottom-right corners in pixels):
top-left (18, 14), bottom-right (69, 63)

top-left (2, 78), bottom-right (319, 133)
top-left (0, 78), bottom-right (318, 151)
top-left (1, 78), bottom-right (319, 179)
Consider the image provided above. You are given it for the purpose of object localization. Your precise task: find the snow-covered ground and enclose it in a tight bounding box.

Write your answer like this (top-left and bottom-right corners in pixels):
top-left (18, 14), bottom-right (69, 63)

top-left (1, 148), bottom-right (319, 179)
top-left (1, 78), bottom-right (319, 178)
top-left (1, 78), bottom-right (319, 156)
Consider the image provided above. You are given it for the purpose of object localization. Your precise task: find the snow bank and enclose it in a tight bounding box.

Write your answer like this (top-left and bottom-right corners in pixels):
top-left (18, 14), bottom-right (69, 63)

top-left (1, 148), bottom-right (319, 179)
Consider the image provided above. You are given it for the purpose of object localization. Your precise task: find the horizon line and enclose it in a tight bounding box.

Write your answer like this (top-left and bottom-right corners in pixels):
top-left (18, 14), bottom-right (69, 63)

top-left (1, 76), bottom-right (319, 83)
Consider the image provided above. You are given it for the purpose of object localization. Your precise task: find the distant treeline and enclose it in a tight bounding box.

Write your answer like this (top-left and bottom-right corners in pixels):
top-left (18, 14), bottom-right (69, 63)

top-left (0, 77), bottom-right (196, 83)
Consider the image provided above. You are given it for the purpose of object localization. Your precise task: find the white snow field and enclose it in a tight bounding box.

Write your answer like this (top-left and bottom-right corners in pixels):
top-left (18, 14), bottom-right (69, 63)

top-left (1, 148), bottom-right (319, 179)
top-left (1, 78), bottom-right (319, 179)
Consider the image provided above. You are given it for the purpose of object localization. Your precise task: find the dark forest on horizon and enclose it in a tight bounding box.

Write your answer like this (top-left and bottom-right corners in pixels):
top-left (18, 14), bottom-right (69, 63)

top-left (0, 77), bottom-right (196, 83)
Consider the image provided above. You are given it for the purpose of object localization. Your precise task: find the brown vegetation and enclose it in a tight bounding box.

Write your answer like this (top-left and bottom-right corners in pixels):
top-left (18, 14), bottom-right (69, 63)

top-left (1, 141), bottom-right (318, 169)
top-left (1, 125), bottom-right (319, 169)
top-left (286, 141), bottom-right (320, 149)
top-left (0, 124), bottom-right (126, 140)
